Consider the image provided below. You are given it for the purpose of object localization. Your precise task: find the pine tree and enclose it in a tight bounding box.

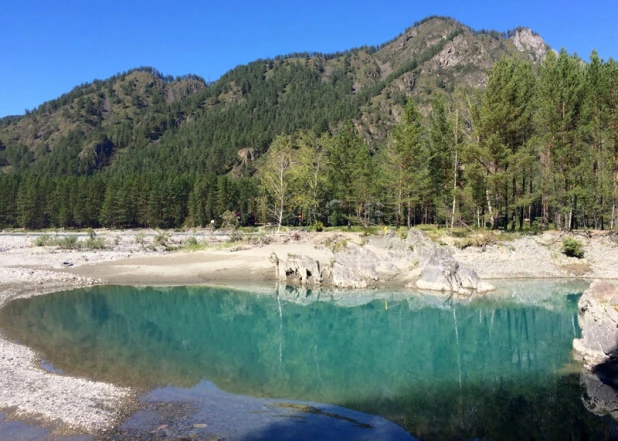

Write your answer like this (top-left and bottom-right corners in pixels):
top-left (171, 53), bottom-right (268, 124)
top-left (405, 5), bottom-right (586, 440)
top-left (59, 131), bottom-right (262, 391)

top-left (382, 100), bottom-right (428, 227)
top-left (475, 57), bottom-right (535, 229)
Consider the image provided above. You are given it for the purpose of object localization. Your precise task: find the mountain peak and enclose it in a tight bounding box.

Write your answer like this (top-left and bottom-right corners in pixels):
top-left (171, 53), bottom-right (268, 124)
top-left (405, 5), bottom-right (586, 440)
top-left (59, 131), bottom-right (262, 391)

top-left (510, 28), bottom-right (549, 60)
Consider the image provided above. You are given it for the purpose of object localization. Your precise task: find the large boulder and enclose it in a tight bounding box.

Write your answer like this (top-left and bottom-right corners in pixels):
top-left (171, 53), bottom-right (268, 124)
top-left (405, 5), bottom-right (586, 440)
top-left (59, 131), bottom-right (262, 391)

top-left (580, 367), bottom-right (618, 420)
top-left (331, 246), bottom-right (385, 288)
top-left (407, 229), bottom-right (494, 295)
top-left (573, 280), bottom-right (618, 368)
top-left (277, 255), bottom-right (322, 285)
top-left (272, 229), bottom-right (494, 294)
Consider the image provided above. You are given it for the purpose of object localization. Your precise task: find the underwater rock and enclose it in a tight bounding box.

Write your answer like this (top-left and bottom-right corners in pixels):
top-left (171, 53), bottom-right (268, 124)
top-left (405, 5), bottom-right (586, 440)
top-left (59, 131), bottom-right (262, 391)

top-left (580, 368), bottom-right (618, 420)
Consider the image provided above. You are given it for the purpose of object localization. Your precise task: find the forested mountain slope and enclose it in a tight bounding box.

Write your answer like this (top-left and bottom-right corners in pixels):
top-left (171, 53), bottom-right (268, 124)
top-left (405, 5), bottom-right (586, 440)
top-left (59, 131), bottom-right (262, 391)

top-left (8, 16), bottom-right (615, 233)
top-left (0, 17), bottom-right (546, 177)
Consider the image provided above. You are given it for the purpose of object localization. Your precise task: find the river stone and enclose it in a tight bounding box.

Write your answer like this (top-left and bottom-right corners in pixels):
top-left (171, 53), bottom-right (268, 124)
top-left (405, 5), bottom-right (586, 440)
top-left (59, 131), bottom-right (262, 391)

top-left (573, 280), bottom-right (618, 368)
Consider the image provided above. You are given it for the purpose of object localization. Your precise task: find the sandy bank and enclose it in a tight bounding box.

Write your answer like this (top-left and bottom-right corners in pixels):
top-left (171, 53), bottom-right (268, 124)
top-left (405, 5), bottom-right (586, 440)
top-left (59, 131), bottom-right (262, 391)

top-left (63, 230), bottom-right (618, 287)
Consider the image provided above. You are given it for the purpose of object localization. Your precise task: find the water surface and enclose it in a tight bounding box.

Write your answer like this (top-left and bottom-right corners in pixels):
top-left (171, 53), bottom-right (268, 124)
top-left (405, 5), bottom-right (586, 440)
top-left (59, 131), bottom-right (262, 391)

top-left (1, 281), bottom-right (616, 440)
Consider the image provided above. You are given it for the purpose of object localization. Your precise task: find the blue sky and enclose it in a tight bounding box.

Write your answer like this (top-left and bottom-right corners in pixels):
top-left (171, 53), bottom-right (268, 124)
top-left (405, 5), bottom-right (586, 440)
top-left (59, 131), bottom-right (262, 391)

top-left (1, 0), bottom-right (616, 117)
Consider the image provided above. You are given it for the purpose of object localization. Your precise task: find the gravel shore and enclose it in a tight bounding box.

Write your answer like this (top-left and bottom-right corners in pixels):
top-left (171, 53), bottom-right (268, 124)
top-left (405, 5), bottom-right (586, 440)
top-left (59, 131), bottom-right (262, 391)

top-left (0, 230), bottom-right (179, 435)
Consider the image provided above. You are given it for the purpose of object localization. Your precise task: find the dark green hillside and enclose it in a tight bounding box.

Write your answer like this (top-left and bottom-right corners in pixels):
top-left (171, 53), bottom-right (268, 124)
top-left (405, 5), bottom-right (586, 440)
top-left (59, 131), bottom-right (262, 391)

top-left (11, 16), bottom-right (614, 233)
top-left (0, 17), bottom-right (545, 178)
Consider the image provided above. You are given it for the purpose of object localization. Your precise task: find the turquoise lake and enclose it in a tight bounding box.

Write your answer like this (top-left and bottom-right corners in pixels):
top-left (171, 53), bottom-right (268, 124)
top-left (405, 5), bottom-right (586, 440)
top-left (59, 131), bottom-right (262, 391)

top-left (1, 281), bottom-right (617, 440)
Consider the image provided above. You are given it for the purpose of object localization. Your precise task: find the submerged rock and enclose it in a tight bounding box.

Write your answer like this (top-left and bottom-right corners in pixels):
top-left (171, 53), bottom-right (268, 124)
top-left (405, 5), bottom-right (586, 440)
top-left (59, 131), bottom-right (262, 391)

top-left (581, 366), bottom-right (618, 420)
top-left (573, 280), bottom-right (618, 369)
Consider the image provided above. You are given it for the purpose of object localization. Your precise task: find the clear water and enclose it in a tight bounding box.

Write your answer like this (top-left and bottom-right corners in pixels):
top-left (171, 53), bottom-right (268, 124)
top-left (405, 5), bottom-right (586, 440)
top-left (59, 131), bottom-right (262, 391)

top-left (1, 281), bottom-right (616, 440)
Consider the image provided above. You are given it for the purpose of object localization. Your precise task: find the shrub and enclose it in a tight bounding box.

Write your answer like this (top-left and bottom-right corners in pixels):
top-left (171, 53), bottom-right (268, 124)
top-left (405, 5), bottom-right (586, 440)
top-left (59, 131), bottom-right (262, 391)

top-left (455, 232), bottom-right (496, 251)
top-left (83, 236), bottom-right (106, 249)
top-left (33, 235), bottom-right (52, 246)
top-left (314, 221), bottom-right (324, 232)
top-left (220, 210), bottom-right (239, 230)
top-left (562, 237), bottom-right (584, 258)
top-left (57, 236), bottom-right (79, 249)
top-left (154, 231), bottom-right (170, 247)
top-left (135, 232), bottom-right (146, 245)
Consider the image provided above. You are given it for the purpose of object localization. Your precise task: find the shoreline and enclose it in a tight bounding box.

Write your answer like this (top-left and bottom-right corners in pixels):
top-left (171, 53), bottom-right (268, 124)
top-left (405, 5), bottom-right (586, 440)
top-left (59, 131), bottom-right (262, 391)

top-left (1, 229), bottom-right (617, 435)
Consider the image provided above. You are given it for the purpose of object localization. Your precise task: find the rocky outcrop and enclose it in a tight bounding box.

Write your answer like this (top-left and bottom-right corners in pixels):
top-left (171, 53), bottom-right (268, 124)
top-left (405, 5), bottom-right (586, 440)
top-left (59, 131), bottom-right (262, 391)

top-left (276, 255), bottom-right (323, 285)
top-left (331, 246), bottom-right (384, 288)
top-left (510, 28), bottom-right (549, 60)
top-left (406, 230), bottom-right (494, 295)
top-left (275, 229), bottom-right (493, 294)
top-left (573, 280), bottom-right (618, 368)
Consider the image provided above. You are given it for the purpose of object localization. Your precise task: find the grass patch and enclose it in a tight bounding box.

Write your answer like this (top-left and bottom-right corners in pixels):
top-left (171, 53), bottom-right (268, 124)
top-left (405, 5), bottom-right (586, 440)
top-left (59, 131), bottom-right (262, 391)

top-left (32, 233), bottom-right (106, 250)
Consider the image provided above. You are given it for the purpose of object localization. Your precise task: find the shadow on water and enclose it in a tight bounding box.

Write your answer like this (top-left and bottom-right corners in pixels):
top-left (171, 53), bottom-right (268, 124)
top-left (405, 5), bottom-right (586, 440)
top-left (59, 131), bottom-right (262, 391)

top-left (105, 381), bottom-right (415, 441)
top-left (1, 281), bottom-right (617, 440)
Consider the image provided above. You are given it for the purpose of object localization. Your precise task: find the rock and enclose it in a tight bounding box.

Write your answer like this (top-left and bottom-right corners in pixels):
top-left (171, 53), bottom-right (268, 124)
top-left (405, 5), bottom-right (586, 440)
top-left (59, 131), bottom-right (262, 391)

top-left (60, 261), bottom-right (73, 267)
top-left (407, 230), bottom-right (494, 295)
top-left (272, 229), bottom-right (493, 293)
top-left (331, 246), bottom-right (383, 288)
top-left (573, 280), bottom-right (618, 368)
top-left (277, 255), bottom-right (322, 285)
top-left (581, 368), bottom-right (618, 420)
top-left (510, 28), bottom-right (549, 59)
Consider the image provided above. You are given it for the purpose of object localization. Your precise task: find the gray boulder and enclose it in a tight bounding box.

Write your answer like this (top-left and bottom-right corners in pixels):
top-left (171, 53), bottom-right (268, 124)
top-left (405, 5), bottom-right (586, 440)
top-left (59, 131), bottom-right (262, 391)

top-left (331, 246), bottom-right (386, 288)
top-left (580, 369), bottom-right (618, 420)
top-left (277, 255), bottom-right (322, 285)
top-left (407, 229), bottom-right (494, 295)
top-left (272, 229), bottom-right (493, 294)
top-left (573, 280), bottom-right (618, 368)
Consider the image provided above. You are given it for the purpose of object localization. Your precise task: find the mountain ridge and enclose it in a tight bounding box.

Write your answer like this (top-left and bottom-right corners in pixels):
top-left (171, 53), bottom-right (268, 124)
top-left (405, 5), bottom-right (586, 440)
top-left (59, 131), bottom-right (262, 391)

top-left (0, 16), bottom-right (551, 177)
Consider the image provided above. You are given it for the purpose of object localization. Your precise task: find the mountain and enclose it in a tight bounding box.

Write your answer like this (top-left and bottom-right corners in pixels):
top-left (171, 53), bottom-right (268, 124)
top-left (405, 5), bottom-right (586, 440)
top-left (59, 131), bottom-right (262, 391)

top-left (0, 17), bottom-right (549, 177)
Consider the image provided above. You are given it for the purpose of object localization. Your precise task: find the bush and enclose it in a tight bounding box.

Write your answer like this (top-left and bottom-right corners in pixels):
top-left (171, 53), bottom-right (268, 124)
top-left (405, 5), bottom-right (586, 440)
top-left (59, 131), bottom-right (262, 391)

top-left (154, 231), bottom-right (170, 247)
top-left (83, 236), bottom-right (106, 249)
top-left (135, 232), bottom-right (146, 245)
top-left (455, 232), bottom-right (497, 251)
top-left (220, 210), bottom-right (239, 230)
top-left (562, 237), bottom-right (584, 258)
top-left (33, 235), bottom-right (53, 246)
top-left (57, 236), bottom-right (79, 249)
top-left (314, 221), bottom-right (324, 232)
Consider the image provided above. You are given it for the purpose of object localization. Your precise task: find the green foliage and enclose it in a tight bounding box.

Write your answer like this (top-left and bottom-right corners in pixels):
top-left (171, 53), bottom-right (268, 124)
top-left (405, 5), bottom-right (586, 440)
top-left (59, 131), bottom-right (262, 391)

top-left (455, 232), bottom-right (497, 250)
top-left (314, 221), bottom-right (324, 232)
top-left (33, 235), bottom-right (52, 246)
top-left (220, 210), bottom-right (240, 230)
top-left (57, 236), bottom-right (79, 249)
top-left (135, 232), bottom-right (146, 245)
top-left (154, 231), bottom-right (171, 247)
top-left (82, 231), bottom-right (106, 249)
top-left (561, 237), bottom-right (584, 258)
